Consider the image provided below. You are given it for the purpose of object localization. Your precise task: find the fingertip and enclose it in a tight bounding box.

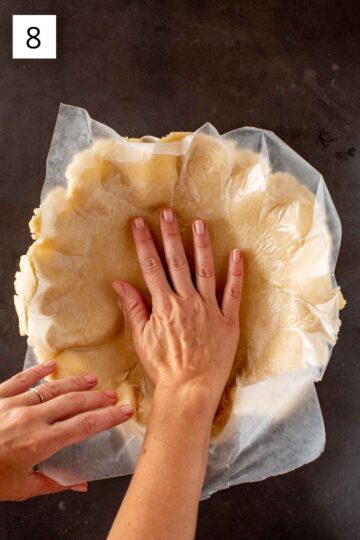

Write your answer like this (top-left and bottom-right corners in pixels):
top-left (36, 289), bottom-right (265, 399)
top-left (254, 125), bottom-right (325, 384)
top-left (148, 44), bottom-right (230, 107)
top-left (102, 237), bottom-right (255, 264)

top-left (70, 482), bottom-right (88, 492)
top-left (112, 280), bottom-right (126, 297)
top-left (42, 359), bottom-right (57, 370)
top-left (104, 390), bottom-right (118, 400)
top-left (133, 216), bottom-right (145, 230)
top-left (83, 373), bottom-right (98, 384)
top-left (231, 248), bottom-right (242, 263)
top-left (161, 207), bottom-right (174, 223)
top-left (120, 404), bottom-right (134, 418)
top-left (230, 249), bottom-right (244, 277)
top-left (193, 219), bottom-right (206, 236)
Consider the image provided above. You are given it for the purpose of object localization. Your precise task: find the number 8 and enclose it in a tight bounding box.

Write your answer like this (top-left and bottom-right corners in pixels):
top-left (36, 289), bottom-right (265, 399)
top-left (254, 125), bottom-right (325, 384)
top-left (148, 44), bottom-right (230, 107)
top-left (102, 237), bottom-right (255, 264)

top-left (26, 27), bottom-right (41, 49)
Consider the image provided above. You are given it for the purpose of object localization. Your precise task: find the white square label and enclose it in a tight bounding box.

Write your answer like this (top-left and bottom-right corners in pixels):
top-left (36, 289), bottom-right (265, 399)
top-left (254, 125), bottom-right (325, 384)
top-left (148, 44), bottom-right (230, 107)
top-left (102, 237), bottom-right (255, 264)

top-left (13, 15), bottom-right (56, 59)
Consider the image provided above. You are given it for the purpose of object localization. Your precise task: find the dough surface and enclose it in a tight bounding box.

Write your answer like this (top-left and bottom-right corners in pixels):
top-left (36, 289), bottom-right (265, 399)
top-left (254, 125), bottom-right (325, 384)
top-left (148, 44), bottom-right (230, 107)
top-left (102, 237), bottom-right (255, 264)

top-left (14, 131), bottom-right (345, 434)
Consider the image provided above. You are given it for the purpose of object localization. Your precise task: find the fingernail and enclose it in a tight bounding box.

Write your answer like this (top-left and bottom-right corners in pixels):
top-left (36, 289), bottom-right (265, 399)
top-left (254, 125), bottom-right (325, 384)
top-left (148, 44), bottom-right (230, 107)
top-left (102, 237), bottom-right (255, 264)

top-left (232, 249), bottom-right (241, 263)
top-left (134, 217), bottom-right (144, 230)
top-left (83, 373), bottom-right (97, 384)
top-left (162, 208), bottom-right (173, 222)
top-left (121, 404), bottom-right (134, 416)
top-left (43, 360), bottom-right (56, 369)
top-left (113, 281), bottom-right (126, 297)
top-left (105, 390), bottom-right (118, 399)
top-left (71, 483), bottom-right (88, 492)
top-left (194, 220), bottom-right (205, 235)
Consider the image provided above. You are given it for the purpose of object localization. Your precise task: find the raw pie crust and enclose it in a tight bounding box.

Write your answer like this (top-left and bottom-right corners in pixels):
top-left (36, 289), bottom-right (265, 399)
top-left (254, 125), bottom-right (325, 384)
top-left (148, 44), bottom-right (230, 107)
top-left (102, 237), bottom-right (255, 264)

top-left (14, 131), bottom-right (345, 435)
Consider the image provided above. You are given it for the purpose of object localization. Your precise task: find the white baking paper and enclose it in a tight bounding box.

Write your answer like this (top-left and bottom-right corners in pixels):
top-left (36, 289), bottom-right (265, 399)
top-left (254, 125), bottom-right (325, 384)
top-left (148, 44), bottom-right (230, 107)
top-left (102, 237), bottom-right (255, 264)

top-left (23, 104), bottom-right (342, 499)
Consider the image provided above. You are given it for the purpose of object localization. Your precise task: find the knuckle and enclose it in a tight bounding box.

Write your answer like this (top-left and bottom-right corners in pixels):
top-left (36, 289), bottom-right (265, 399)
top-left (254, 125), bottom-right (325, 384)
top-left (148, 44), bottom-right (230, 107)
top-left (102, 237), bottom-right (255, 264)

top-left (14, 372), bottom-right (31, 387)
top-left (68, 392), bottom-right (86, 408)
top-left (125, 299), bottom-right (143, 318)
top-left (154, 293), bottom-right (173, 317)
top-left (42, 382), bottom-right (61, 399)
top-left (182, 296), bottom-right (200, 316)
top-left (98, 391), bottom-right (110, 402)
top-left (198, 266), bottom-right (214, 279)
top-left (228, 285), bottom-right (240, 298)
top-left (106, 407), bottom-right (119, 425)
top-left (164, 228), bottom-right (178, 237)
top-left (142, 256), bottom-right (161, 273)
top-left (232, 267), bottom-right (243, 277)
top-left (13, 407), bottom-right (32, 425)
top-left (73, 375), bottom-right (86, 388)
top-left (22, 408), bottom-right (34, 423)
top-left (31, 365), bottom-right (45, 378)
top-left (225, 316), bottom-right (239, 331)
top-left (167, 254), bottom-right (186, 270)
top-left (136, 231), bottom-right (152, 243)
top-left (81, 413), bottom-right (98, 435)
top-left (196, 236), bottom-right (210, 249)
top-left (27, 433), bottom-right (46, 455)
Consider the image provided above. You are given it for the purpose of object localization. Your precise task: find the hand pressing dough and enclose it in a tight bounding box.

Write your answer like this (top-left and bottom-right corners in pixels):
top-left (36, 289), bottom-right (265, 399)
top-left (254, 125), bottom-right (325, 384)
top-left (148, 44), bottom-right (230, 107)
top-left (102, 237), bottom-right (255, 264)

top-left (14, 131), bottom-right (345, 436)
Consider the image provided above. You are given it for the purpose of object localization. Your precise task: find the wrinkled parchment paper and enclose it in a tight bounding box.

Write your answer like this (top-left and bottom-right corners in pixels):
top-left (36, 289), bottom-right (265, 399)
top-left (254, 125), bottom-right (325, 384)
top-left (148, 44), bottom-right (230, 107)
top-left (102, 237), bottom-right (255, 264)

top-left (23, 104), bottom-right (341, 498)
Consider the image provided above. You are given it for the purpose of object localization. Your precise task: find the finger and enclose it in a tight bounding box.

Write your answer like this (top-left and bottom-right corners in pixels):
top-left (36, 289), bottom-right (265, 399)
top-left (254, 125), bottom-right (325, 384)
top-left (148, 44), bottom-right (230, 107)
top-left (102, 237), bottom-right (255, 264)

top-left (41, 389), bottom-right (119, 423)
top-left (132, 216), bottom-right (172, 296)
top-left (28, 472), bottom-right (88, 497)
top-left (192, 219), bottom-right (217, 303)
top-left (112, 280), bottom-right (149, 341)
top-left (159, 208), bottom-right (194, 296)
top-left (11, 373), bottom-right (98, 407)
top-left (222, 249), bottom-right (244, 321)
top-left (0, 360), bottom-right (57, 398)
top-left (46, 403), bottom-right (134, 456)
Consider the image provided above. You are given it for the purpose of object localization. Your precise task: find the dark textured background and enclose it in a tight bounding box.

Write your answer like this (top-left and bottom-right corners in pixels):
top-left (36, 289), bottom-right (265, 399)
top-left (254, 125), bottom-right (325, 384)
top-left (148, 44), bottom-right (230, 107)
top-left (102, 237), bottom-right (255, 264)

top-left (0, 1), bottom-right (359, 539)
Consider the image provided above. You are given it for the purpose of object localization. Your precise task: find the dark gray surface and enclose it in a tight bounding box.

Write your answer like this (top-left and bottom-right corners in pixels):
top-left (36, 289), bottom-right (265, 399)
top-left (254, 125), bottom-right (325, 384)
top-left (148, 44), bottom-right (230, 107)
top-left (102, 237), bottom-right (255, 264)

top-left (0, 1), bottom-right (359, 539)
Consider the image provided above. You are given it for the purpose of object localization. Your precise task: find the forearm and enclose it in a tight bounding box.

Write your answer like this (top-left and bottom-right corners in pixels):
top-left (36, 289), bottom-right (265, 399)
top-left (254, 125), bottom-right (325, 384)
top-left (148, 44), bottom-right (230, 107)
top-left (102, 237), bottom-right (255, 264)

top-left (107, 383), bottom-right (215, 540)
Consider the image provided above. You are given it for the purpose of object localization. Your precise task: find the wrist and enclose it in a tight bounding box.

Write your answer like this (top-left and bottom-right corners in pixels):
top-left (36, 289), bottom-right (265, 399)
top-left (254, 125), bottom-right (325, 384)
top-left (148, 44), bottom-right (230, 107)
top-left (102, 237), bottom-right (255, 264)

top-left (152, 379), bottom-right (217, 427)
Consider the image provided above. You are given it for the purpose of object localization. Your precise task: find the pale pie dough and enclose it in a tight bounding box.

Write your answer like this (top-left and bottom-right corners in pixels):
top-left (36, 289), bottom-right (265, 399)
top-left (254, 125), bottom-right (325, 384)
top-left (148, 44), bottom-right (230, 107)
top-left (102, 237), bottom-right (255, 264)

top-left (14, 132), bottom-right (345, 435)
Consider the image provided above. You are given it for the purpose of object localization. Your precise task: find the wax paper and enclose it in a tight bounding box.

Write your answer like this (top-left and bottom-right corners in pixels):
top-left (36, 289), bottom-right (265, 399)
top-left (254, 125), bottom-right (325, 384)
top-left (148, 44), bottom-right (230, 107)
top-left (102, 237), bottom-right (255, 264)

top-left (22, 104), bottom-right (342, 498)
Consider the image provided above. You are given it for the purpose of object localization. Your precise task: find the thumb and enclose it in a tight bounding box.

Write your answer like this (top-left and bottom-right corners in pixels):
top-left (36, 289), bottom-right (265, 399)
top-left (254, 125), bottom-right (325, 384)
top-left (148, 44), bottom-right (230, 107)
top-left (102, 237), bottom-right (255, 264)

top-left (112, 280), bottom-right (149, 339)
top-left (29, 472), bottom-right (88, 497)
